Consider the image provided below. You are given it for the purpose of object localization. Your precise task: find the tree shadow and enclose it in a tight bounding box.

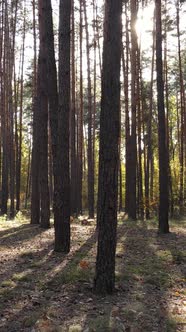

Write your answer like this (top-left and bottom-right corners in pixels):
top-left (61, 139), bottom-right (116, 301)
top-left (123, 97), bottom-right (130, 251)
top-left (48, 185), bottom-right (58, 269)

top-left (0, 226), bottom-right (96, 331)
top-left (0, 224), bottom-right (48, 247)
top-left (0, 221), bottom-right (185, 331)
top-left (83, 221), bottom-right (186, 331)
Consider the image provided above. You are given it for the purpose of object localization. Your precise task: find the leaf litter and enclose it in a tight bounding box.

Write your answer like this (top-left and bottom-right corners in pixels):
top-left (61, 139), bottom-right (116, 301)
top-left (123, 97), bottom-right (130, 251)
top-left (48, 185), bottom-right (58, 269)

top-left (0, 216), bottom-right (185, 331)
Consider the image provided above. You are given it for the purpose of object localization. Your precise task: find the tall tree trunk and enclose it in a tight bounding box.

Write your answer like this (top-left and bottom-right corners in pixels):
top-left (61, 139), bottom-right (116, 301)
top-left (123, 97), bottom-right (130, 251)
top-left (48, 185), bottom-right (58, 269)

top-left (94, 0), bottom-right (122, 295)
top-left (155, 0), bottom-right (169, 233)
top-left (70, 0), bottom-right (77, 216)
top-left (92, 0), bottom-right (96, 216)
top-left (39, 0), bottom-right (50, 229)
top-left (164, 3), bottom-right (173, 217)
top-left (123, 4), bottom-right (130, 214)
top-left (176, 1), bottom-right (185, 215)
top-left (128, 0), bottom-right (137, 220)
top-left (16, 10), bottom-right (25, 212)
top-left (31, 0), bottom-right (40, 225)
top-left (54, 0), bottom-right (71, 252)
top-left (83, 0), bottom-right (94, 218)
top-left (43, 0), bottom-right (59, 221)
top-left (137, 47), bottom-right (144, 220)
top-left (9, 0), bottom-right (18, 218)
top-left (77, 0), bottom-right (83, 215)
top-left (145, 15), bottom-right (155, 219)
top-left (1, 1), bottom-right (9, 215)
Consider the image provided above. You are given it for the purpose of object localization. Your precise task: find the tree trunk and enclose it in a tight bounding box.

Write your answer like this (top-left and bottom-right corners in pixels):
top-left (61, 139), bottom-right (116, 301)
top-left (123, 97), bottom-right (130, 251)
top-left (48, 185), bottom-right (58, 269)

top-left (31, 0), bottom-right (40, 225)
top-left (145, 14), bottom-right (155, 219)
top-left (54, 0), bottom-right (71, 253)
top-left (70, 0), bottom-right (77, 216)
top-left (155, 0), bottom-right (169, 233)
top-left (77, 0), bottom-right (84, 215)
top-left (94, 0), bottom-right (122, 295)
top-left (83, 0), bottom-right (94, 218)
top-left (128, 0), bottom-right (137, 220)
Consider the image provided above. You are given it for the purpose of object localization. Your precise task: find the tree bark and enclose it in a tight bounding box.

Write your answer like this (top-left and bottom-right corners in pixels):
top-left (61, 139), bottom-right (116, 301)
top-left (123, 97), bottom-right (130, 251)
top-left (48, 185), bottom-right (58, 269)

top-left (155, 0), bottom-right (169, 233)
top-left (94, 0), bottom-right (122, 294)
top-left (54, 0), bottom-right (71, 253)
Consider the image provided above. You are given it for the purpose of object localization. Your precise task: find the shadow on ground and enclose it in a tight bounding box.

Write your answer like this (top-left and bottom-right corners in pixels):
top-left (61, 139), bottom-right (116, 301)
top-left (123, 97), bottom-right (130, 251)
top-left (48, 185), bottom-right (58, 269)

top-left (0, 220), bottom-right (185, 331)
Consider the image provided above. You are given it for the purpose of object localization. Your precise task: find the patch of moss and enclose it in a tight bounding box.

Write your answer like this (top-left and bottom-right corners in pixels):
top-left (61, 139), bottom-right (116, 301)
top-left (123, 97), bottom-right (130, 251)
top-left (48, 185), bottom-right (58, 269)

top-left (1, 279), bottom-right (16, 288)
top-left (145, 270), bottom-right (172, 288)
top-left (12, 272), bottom-right (31, 282)
top-left (88, 316), bottom-right (111, 331)
top-left (165, 317), bottom-right (178, 332)
top-left (23, 313), bottom-right (40, 328)
top-left (30, 261), bottom-right (43, 268)
top-left (68, 325), bottom-right (83, 332)
top-left (172, 250), bottom-right (186, 265)
top-left (156, 250), bottom-right (172, 261)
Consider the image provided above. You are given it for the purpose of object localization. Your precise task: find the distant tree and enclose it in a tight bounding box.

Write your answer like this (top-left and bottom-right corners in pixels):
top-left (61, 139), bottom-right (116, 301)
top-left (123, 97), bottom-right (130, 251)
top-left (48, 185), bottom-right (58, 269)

top-left (155, 0), bottom-right (169, 233)
top-left (16, 3), bottom-right (26, 213)
top-left (83, 0), bottom-right (94, 219)
top-left (128, 0), bottom-right (138, 220)
top-left (94, 0), bottom-right (122, 294)
top-left (31, 0), bottom-right (50, 228)
top-left (176, 0), bottom-right (185, 215)
top-left (145, 11), bottom-right (155, 220)
top-left (70, 0), bottom-right (77, 216)
top-left (77, 0), bottom-right (84, 215)
top-left (43, 0), bottom-right (58, 219)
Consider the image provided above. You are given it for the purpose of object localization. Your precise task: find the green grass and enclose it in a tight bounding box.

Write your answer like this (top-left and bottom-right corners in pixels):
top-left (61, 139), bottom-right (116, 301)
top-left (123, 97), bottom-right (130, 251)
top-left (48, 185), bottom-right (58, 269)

top-left (12, 272), bottom-right (31, 282)
top-left (1, 279), bottom-right (16, 288)
top-left (23, 313), bottom-right (41, 328)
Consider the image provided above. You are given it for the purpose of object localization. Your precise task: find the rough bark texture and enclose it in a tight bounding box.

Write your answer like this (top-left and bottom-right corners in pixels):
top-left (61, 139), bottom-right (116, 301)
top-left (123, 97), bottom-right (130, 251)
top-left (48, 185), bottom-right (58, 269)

top-left (156, 0), bottom-right (169, 233)
top-left (38, 0), bottom-right (50, 228)
top-left (83, 0), bottom-right (94, 219)
top-left (176, 2), bottom-right (185, 215)
top-left (31, 0), bottom-right (51, 227)
top-left (70, 0), bottom-right (77, 216)
top-left (16, 13), bottom-right (25, 212)
top-left (31, 97), bottom-right (40, 225)
top-left (54, 0), bottom-right (71, 253)
top-left (44, 0), bottom-right (58, 208)
top-left (123, 4), bottom-right (130, 214)
top-left (145, 17), bottom-right (155, 220)
top-left (94, 0), bottom-right (122, 295)
top-left (77, 0), bottom-right (83, 215)
top-left (128, 0), bottom-right (137, 220)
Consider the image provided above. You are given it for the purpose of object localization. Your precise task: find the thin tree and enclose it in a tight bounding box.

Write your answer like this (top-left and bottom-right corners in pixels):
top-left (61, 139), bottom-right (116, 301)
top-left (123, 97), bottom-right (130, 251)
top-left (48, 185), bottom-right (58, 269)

top-left (44, 0), bottom-right (58, 212)
top-left (155, 0), bottom-right (169, 233)
top-left (31, 0), bottom-right (40, 225)
top-left (16, 4), bottom-right (26, 212)
top-left (83, 0), bottom-right (94, 219)
top-left (77, 0), bottom-right (84, 215)
top-left (128, 0), bottom-right (138, 220)
top-left (38, 0), bottom-right (50, 229)
top-left (145, 13), bottom-right (155, 219)
top-left (70, 0), bottom-right (77, 216)
top-left (176, 0), bottom-right (185, 215)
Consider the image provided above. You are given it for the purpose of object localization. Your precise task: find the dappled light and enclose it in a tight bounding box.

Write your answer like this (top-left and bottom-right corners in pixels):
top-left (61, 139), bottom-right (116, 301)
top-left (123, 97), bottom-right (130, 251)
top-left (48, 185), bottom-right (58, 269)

top-left (0, 217), bottom-right (185, 331)
top-left (1, 0), bottom-right (186, 329)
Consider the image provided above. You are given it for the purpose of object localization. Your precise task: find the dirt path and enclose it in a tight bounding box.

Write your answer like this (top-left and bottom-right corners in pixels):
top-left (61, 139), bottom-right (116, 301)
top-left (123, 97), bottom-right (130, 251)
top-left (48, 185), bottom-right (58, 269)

top-left (0, 217), bottom-right (185, 331)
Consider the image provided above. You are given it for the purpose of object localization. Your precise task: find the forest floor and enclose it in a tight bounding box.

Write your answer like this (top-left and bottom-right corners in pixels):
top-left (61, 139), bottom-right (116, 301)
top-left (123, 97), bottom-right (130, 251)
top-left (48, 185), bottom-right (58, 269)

top-left (0, 213), bottom-right (186, 332)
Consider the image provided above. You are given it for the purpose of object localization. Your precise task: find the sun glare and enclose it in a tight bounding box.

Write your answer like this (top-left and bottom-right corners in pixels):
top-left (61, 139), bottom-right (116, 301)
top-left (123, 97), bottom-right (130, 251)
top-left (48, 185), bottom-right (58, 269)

top-left (135, 3), bottom-right (155, 50)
